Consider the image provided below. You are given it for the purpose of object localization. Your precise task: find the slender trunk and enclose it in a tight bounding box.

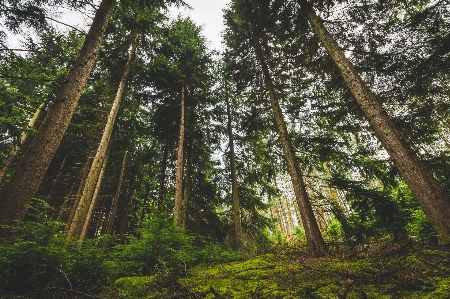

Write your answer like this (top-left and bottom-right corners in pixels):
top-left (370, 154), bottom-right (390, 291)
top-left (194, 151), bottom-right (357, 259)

top-left (66, 155), bottom-right (93, 233)
top-left (140, 183), bottom-right (151, 222)
top-left (157, 142), bottom-right (168, 214)
top-left (104, 150), bottom-right (127, 235)
top-left (48, 149), bottom-right (70, 219)
top-left (57, 181), bottom-right (77, 222)
top-left (254, 40), bottom-right (326, 255)
top-left (67, 33), bottom-right (139, 238)
top-left (225, 76), bottom-right (244, 250)
top-left (79, 143), bottom-right (110, 241)
top-left (182, 136), bottom-right (193, 230)
top-left (174, 85), bottom-right (185, 226)
top-left (0, 100), bottom-right (46, 186)
top-left (299, 0), bottom-right (450, 239)
top-left (118, 163), bottom-right (137, 240)
top-left (0, 0), bottom-right (115, 235)
top-left (277, 194), bottom-right (291, 237)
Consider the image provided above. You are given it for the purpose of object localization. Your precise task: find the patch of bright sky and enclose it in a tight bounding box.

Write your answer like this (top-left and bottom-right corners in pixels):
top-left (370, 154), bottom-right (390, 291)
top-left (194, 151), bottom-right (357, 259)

top-left (170, 0), bottom-right (229, 52)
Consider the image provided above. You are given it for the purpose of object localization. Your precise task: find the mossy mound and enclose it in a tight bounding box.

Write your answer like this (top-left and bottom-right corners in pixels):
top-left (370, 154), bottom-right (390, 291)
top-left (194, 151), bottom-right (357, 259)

top-left (102, 245), bottom-right (450, 298)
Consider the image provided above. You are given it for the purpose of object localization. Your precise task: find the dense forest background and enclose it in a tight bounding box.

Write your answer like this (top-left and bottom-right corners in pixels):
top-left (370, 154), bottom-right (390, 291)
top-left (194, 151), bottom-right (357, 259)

top-left (1, 0), bottom-right (450, 298)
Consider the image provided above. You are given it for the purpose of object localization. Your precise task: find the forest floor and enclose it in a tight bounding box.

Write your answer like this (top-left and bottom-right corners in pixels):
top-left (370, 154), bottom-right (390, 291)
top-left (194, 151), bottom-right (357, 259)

top-left (100, 242), bottom-right (450, 299)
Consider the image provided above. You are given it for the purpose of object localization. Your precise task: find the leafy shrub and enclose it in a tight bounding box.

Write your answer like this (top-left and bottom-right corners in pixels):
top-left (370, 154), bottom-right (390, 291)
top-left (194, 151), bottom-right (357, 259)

top-left (64, 235), bottom-right (118, 291)
top-left (0, 219), bottom-right (67, 296)
top-left (195, 241), bottom-right (248, 265)
top-left (114, 217), bottom-right (196, 277)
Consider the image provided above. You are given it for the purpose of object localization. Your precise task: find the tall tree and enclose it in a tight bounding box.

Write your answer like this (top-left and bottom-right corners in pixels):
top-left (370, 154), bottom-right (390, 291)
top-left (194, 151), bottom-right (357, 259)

top-left (173, 84), bottom-right (185, 226)
top-left (0, 0), bottom-right (116, 235)
top-left (224, 58), bottom-right (244, 250)
top-left (67, 33), bottom-right (140, 238)
top-left (224, 0), bottom-right (326, 255)
top-left (298, 0), bottom-right (450, 239)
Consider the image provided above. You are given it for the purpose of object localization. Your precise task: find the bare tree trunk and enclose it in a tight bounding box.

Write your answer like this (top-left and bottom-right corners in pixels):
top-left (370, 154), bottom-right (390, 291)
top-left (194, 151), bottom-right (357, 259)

top-left (48, 149), bottom-right (71, 219)
top-left (0, 100), bottom-right (46, 186)
top-left (299, 0), bottom-right (450, 239)
top-left (157, 142), bottom-right (168, 214)
top-left (65, 155), bottom-right (93, 233)
top-left (118, 162), bottom-right (137, 241)
top-left (103, 150), bottom-right (127, 235)
top-left (79, 143), bottom-right (110, 241)
top-left (225, 75), bottom-right (245, 250)
top-left (254, 40), bottom-right (326, 255)
top-left (182, 136), bottom-right (193, 230)
top-left (0, 0), bottom-right (115, 236)
top-left (174, 85), bottom-right (185, 226)
top-left (67, 33), bottom-right (139, 239)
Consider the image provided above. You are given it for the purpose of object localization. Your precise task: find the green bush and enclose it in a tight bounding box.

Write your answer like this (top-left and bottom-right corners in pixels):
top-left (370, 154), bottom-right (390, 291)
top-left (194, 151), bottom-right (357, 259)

top-left (114, 217), bottom-right (196, 277)
top-left (0, 219), bottom-right (67, 296)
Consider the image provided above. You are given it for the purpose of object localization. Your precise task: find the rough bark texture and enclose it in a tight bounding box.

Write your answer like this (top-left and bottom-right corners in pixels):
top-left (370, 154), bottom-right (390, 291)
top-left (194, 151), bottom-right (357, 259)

top-left (299, 0), bottom-right (450, 239)
top-left (174, 85), bottom-right (185, 226)
top-left (254, 40), bottom-right (326, 255)
top-left (103, 150), bottom-right (127, 235)
top-left (67, 32), bottom-right (138, 239)
top-left (0, 0), bottom-right (115, 235)
top-left (225, 79), bottom-right (244, 250)
top-left (0, 100), bottom-right (46, 186)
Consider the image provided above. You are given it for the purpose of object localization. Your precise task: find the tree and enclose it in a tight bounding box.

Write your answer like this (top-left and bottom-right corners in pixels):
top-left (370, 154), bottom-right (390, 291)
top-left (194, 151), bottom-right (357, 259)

top-left (298, 0), bottom-right (450, 240)
top-left (0, 0), bottom-right (116, 235)
top-left (67, 33), bottom-right (140, 239)
top-left (224, 58), bottom-right (244, 250)
top-left (224, 0), bottom-right (326, 255)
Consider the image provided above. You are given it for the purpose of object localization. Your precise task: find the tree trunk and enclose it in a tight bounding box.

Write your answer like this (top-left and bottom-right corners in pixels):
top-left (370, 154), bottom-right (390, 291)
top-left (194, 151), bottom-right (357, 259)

top-left (174, 85), bottom-right (185, 226)
top-left (67, 33), bottom-right (139, 239)
top-left (79, 143), bottom-right (110, 241)
top-left (182, 136), bottom-right (193, 230)
top-left (225, 75), bottom-right (245, 250)
top-left (118, 162), bottom-right (137, 241)
top-left (254, 40), bottom-right (326, 255)
top-left (103, 150), bottom-right (127, 235)
top-left (0, 0), bottom-right (115, 236)
top-left (157, 141), bottom-right (168, 214)
top-left (299, 0), bottom-right (450, 239)
top-left (48, 149), bottom-right (71, 219)
top-left (0, 100), bottom-right (46, 186)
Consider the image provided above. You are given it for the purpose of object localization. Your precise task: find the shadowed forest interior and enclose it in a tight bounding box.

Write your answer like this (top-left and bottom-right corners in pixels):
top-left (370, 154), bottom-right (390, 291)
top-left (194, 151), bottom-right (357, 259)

top-left (1, 0), bottom-right (450, 298)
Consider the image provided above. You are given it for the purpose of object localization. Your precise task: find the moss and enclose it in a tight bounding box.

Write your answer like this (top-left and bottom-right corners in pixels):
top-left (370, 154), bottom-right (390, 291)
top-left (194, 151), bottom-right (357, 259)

top-left (100, 248), bottom-right (450, 299)
top-left (102, 275), bottom-right (179, 299)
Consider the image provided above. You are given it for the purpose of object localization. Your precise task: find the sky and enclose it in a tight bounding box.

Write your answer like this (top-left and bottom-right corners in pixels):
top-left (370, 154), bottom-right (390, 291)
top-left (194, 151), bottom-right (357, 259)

top-left (170, 0), bottom-right (230, 51)
top-left (4, 1), bottom-right (230, 51)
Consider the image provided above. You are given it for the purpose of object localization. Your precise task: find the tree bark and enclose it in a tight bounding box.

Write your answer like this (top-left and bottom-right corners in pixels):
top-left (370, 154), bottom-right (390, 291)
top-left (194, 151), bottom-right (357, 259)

top-left (157, 141), bottom-right (168, 214)
top-left (0, 0), bottom-right (116, 236)
top-left (299, 0), bottom-right (450, 239)
top-left (174, 85), bottom-right (185, 226)
top-left (0, 100), bottom-right (46, 186)
top-left (67, 33), bottom-right (139, 239)
top-left (182, 135), bottom-right (193, 230)
top-left (103, 150), bottom-right (127, 235)
top-left (254, 40), bottom-right (326, 255)
top-left (225, 75), bottom-right (245, 250)
top-left (48, 149), bottom-right (71, 219)
top-left (79, 143), bottom-right (110, 241)
top-left (118, 162), bottom-right (137, 240)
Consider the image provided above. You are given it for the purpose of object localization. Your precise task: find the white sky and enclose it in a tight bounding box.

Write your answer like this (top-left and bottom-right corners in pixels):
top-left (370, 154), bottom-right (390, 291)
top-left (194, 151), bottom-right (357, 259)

top-left (4, 1), bottom-right (230, 51)
top-left (171, 0), bottom-right (230, 51)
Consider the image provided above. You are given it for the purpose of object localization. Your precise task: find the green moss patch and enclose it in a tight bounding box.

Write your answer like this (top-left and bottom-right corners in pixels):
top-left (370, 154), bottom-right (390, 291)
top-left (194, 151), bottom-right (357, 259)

top-left (101, 246), bottom-right (450, 299)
